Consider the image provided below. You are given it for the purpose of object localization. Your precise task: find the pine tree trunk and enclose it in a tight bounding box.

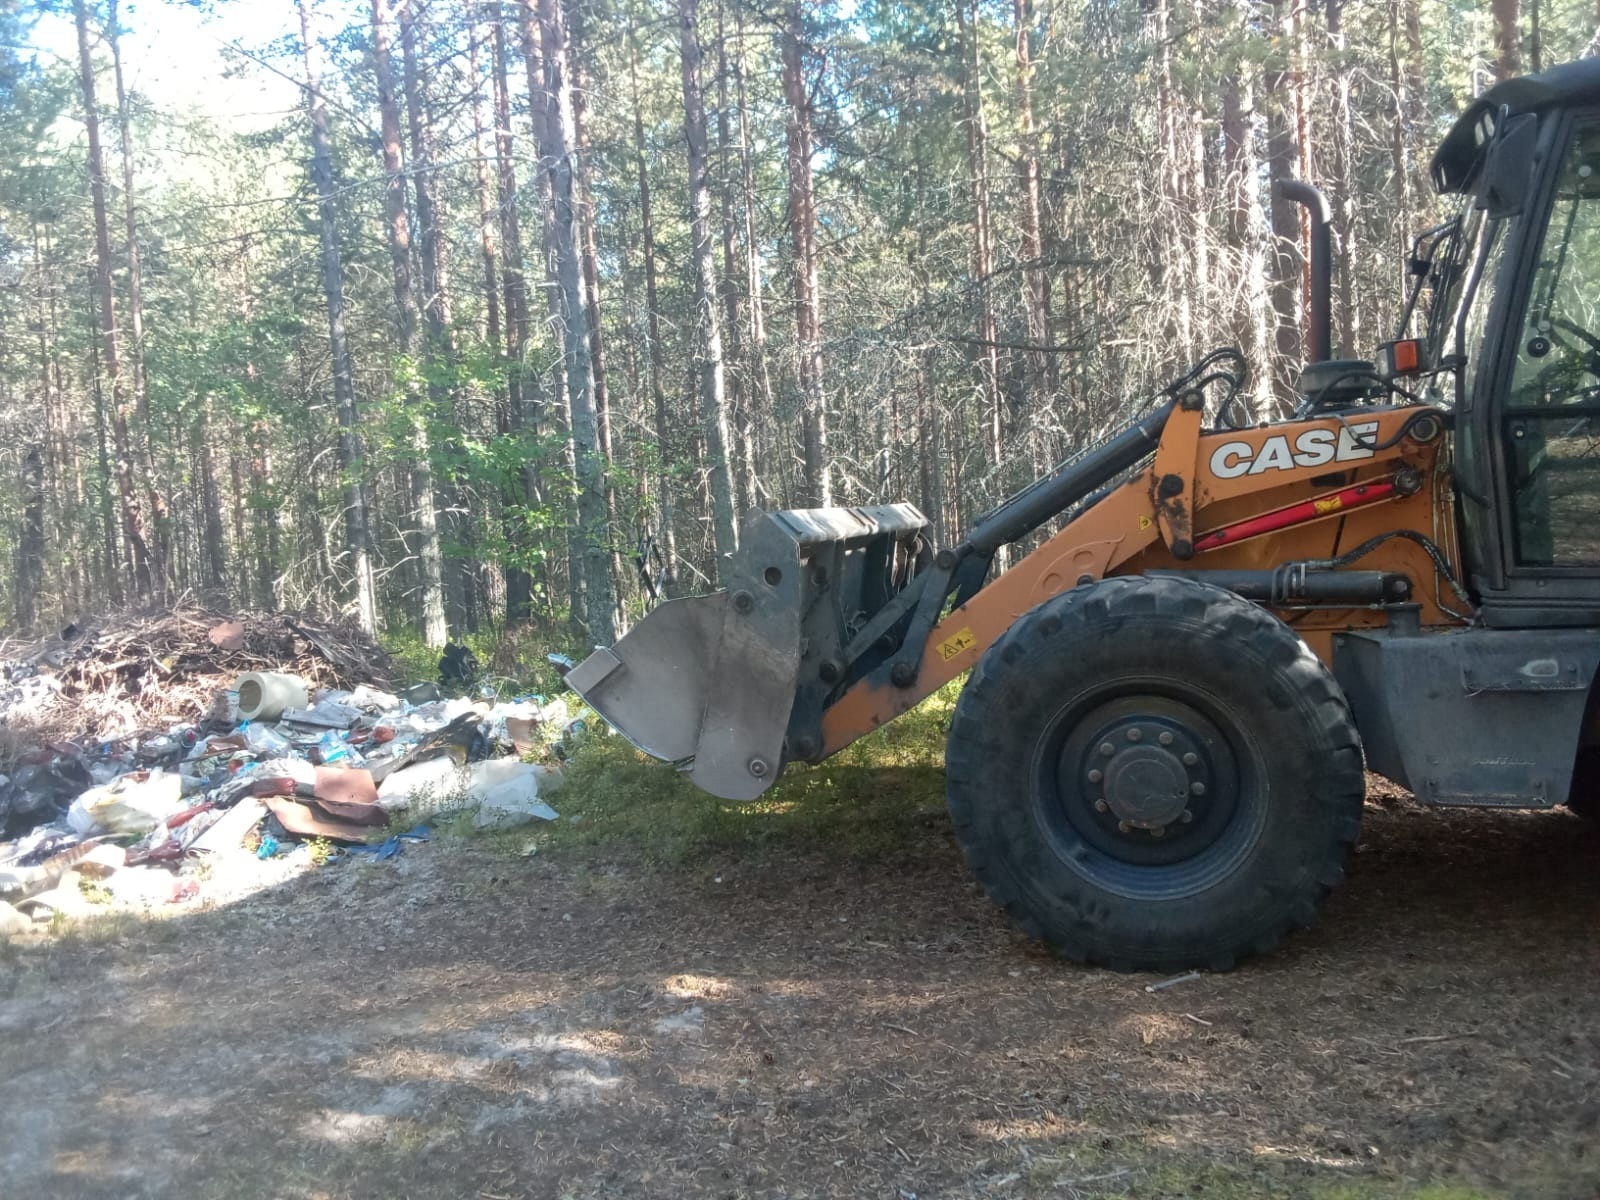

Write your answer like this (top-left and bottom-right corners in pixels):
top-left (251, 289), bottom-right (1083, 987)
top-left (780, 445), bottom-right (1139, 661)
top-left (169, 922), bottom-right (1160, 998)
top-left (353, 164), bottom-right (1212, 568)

top-left (782, 4), bottom-right (830, 507)
top-left (88, 341), bottom-right (122, 605)
top-left (629, 30), bottom-right (680, 594)
top-left (371, 0), bottom-right (447, 646)
top-left (1013, 0), bottom-right (1055, 408)
top-left (198, 396), bottom-right (229, 592)
top-left (1493, 0), bottom-right (1521, 79)
top-left (1387, 0), bottom-right (1413, 277)
top-left (33, 222), bottom-right (64, 615)
top-left (734, 8), bottom-right (777, 506)
top-left (229, 441), bottom-right (249, 601)
top-left (678, 0), bottom-right (739, 564)
top-left (470, 27), bottom-right (503, 365)
top-left (236, 249), bottom-right (279, 609)
top-left (74, 0), bottom-right (153, 599)
top-left (716, 0), bottom-right (756, 513)
top-left (1326, 0), bottom-right (1358, 356)
top-left (566, 13), bottom-right (628, 621)
top-left (957, 0), bottom-right (1005, 536)
top-left (108, 0), bottom-right (170, 594)
top-left (490, 15), bottom-right (536, 623)
top-left (518, 0), bottom-right (586, 624)
top-left (540, 0), bottom-right (617, 642)
top-left (298, 0), bottom-right (377, 633)
top-left (1220, 40), bottom-right (1276, 417)
top-left (1264, 0), bottom-right (1304, 392)
top-left (565, 23), bottom-right (612, 469)
top-left (248, 421), bottom-right (278, 608)
top-left (1153, 0), bottom-right (1192, 361)
top-left (400, 0), bottom-right (471, 631)
top-left (912, 219), bottom-right (947, 547)
top-left (467, 26), bottom-right (505, 625)
top-left (15, 444), bottom-right (44, 630)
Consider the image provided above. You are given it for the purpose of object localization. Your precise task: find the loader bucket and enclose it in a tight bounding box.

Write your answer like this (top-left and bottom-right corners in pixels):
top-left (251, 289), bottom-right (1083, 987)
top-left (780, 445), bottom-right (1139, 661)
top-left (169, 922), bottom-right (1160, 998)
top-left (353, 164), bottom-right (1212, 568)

top-left (566, 503), bottom-right (930, 802)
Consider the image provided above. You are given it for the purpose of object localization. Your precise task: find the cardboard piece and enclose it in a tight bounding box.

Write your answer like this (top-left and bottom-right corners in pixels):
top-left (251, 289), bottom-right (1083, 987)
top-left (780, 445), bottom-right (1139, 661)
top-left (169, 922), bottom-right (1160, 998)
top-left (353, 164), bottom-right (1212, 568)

top-left (263, 797), bottom-right (387, 844)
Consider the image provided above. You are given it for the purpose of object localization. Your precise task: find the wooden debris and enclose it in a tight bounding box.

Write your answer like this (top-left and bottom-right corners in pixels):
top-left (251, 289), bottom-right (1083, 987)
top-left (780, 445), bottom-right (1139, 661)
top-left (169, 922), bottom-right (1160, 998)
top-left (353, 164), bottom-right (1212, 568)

top-left (1, 603), bottom-right (397, 747)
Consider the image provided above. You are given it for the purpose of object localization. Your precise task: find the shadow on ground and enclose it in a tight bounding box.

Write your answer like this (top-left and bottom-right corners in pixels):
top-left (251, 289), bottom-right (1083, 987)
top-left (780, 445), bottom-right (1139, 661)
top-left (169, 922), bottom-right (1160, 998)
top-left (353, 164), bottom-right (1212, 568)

top-left (1, 778), bottom-right (1597, 1200)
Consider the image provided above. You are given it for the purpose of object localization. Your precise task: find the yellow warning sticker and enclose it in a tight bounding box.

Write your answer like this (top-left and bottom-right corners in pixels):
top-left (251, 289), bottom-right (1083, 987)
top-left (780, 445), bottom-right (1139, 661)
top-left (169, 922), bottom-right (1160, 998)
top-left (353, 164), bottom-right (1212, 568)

top-left (1313, 496), bottom-right (1344, 515)
top-left (1138, 514), bottom-right (1153, 530)
top-left (937, 627), bottom-right (977, 661)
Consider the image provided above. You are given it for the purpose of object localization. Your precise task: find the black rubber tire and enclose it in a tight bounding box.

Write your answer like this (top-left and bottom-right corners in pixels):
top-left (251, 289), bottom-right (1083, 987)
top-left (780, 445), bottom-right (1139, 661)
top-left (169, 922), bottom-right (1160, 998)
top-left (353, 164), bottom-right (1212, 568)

top-left (1566, 747), bottom-right (1600, 821)
top-left (945, 575), bottom-right (1365, 972)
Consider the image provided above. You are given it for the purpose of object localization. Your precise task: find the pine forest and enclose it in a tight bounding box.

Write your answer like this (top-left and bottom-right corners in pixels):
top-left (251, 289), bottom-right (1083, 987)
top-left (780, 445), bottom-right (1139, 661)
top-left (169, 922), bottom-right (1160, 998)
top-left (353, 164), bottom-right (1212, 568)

top-left (0, 0), bottom-right (1587, 644)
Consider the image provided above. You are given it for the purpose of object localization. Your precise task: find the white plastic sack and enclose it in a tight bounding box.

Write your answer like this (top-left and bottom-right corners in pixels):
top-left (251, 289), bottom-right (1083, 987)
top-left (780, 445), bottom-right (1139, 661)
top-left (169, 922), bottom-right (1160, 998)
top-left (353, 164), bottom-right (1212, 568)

top-left (67, 770), bottom-right (186, 836)
top-left (350, 685), bottom-right (401, 712)
top-left (469, 760), bottom-right (562, 830)
top-left (376, 755), bottom-right (561, 828)
top-left (376, 756), bottom-right (468, 811)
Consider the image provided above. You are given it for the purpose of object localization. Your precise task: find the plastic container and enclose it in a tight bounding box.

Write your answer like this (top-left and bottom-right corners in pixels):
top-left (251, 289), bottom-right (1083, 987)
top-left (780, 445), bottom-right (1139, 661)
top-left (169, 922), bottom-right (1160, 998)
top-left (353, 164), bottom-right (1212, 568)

top-left (235, 671), bottom-right (310, 722)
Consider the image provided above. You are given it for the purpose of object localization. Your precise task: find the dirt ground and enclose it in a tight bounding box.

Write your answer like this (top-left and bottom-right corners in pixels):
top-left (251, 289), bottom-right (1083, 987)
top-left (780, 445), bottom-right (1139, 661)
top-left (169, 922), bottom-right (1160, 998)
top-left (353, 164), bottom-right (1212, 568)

top-left (1, 786), bottom-right (1597, 1200)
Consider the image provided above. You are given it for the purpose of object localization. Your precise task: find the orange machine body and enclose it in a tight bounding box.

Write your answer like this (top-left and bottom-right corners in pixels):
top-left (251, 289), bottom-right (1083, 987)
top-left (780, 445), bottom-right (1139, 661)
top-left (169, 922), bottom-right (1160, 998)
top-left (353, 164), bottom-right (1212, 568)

top-left (819, 402), bottom-right (1458, 755)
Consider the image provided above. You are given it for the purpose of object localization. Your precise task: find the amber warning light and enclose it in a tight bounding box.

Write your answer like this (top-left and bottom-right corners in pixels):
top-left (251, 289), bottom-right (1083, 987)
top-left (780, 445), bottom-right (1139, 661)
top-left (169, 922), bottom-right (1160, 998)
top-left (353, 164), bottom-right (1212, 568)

top-left (1378, 338), bottom-right (1424, 378)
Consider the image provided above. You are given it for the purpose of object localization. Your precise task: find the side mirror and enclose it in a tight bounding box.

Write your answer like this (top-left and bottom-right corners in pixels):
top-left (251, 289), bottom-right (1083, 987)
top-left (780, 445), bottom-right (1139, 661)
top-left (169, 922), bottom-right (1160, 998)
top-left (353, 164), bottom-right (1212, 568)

top-left (1478, 111), bottom-right (1539, 219)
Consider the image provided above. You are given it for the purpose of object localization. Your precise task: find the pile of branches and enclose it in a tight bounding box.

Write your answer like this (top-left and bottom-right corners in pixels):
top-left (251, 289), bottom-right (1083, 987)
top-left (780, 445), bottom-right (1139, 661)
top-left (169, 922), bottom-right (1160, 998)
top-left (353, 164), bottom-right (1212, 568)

top-left (0, 605), bottom-right (399, 747)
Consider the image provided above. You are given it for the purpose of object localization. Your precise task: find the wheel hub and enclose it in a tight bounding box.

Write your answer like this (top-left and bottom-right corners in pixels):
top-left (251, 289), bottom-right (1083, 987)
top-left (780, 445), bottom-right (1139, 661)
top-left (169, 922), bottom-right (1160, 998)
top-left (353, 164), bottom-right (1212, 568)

top-left (1103, 745), bottom-right (1190, 829)
top-left (1050, 700), bottom-right (1233, 867)
top-left (1084, 715), bottom-right (1210, 840)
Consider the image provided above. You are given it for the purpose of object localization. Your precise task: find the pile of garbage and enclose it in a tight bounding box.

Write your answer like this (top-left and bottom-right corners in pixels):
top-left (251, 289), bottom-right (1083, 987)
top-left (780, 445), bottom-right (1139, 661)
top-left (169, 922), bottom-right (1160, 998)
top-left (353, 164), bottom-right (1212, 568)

top-left (0, 604), bottom-right (398, 745)
top-left (0, 610), bottom-right (575, 936)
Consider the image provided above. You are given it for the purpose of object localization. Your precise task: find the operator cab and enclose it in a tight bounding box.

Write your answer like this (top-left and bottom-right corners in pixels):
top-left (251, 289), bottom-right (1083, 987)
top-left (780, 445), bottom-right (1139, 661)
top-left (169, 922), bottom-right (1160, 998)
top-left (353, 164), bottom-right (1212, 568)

top-left (1426, 59), bottom-right (1600, 625)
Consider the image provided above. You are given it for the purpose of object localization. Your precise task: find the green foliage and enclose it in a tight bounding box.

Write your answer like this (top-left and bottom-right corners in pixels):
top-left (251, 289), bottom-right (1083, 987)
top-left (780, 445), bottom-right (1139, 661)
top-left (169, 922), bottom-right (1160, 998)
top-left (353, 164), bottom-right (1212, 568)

top-left (4, 0), bottom-right (1598, 636)
top-left (537, 680), bottom-right (962, 865)
top-left (380, 624), bottom-right (579, 698)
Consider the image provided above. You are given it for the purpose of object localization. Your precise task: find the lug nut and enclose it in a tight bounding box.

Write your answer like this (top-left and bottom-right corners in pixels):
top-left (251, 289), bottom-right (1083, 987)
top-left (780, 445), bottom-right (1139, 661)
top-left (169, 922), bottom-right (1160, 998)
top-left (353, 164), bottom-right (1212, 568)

top-left (1190, 781), bottom-right (1206, 796)
top-left (1180, 809), bottom-right (1193, 823)
top-left (1094, 799), bottom-right (1110, 813)
top-left (1158, 731), bottom-right (1174, 746)
top-left (1126, 728), bottom-right (1143, 742)
top-left (1181, 752), bottom-right (1199, 767)
top-left (1117, 820), bottom-right (1133, 833)
top-left (1150, 826), bottom-right (1166, 839)
top-left (1098, 742), bottom-right (1115, 757)
top-left (1087, 768), bottom-right (1104, 784)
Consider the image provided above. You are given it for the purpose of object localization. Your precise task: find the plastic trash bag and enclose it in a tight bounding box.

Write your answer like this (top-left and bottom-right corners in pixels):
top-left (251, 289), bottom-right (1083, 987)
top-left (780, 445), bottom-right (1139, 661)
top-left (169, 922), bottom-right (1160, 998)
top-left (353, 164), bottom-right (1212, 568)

top-left (375, 755), bottom-right (561, 828)
top-left (67, 770), bottom-right (186, 836)
top-left (240, 722), bottom-right (291, 755)
top-left (375, 756), bottom-right (465, 810)
top-left (468, 760), bottom-right (562, 830)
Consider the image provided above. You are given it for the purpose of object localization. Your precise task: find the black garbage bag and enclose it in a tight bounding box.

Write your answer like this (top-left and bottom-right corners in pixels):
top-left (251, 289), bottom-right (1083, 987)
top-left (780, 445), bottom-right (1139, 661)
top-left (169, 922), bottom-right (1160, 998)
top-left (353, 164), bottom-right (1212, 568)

top-left (438, 642), bottom-right (480, 689)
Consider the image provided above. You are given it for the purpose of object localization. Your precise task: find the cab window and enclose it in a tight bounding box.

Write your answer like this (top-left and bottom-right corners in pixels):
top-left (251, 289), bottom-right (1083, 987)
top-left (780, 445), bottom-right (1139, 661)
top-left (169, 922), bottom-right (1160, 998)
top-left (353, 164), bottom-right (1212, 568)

top-left (1505, 120), bottom-right (1600, 566)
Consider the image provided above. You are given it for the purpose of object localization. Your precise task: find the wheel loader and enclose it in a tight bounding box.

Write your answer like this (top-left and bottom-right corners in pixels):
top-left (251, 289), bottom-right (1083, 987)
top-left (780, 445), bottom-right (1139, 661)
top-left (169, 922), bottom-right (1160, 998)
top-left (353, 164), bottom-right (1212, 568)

top-left (569, 61), bottom-right (1600, 970)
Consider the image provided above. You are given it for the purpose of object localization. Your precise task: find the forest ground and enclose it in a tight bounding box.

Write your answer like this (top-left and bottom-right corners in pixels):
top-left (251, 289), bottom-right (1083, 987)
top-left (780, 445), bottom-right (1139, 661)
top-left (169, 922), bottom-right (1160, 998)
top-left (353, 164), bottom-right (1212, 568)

top-left (1, 749), bottom-right (1598, 1199)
